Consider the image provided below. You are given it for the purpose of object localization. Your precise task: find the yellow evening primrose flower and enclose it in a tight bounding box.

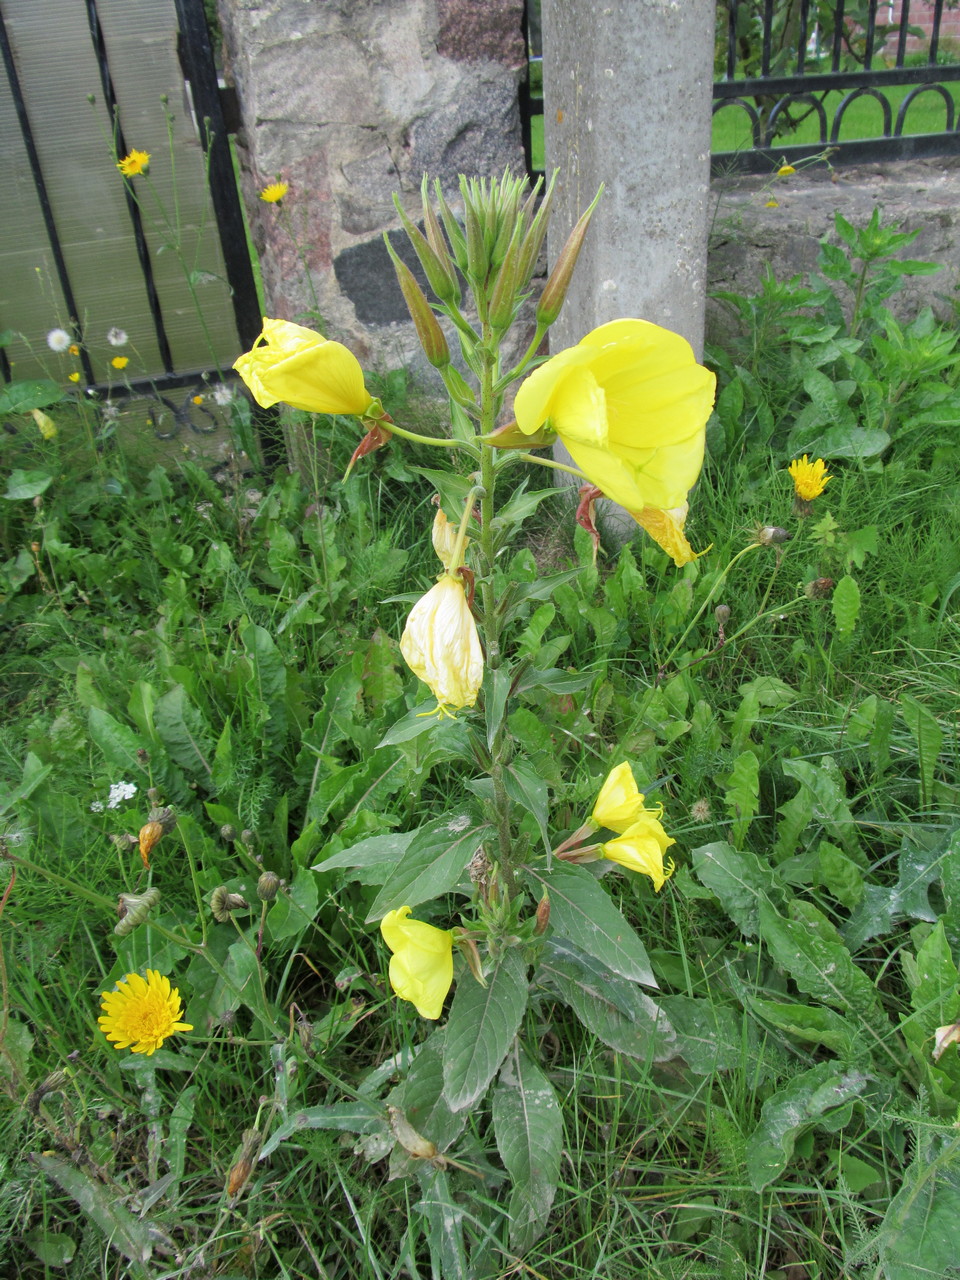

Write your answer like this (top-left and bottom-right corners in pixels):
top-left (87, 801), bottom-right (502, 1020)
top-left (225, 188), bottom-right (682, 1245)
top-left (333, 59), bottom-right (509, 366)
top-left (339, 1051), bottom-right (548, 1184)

top-left (601, 816), bottom-right (676, 892)
top-left (765, 199), bottom-right (779, 208)
top-left (513, 318), bottom-right (715, 562)
top-left (111, 356), bottom-right (129, 370)
top-left (431, 507), bottom-right (467, 570)
top-left (98, 969), bottom-right (193, 1055)
top-left (68, 372), bottom-right (80, 382)
top-left (234, 317), bottom-right (375, 416)
top-left (400, 573), bottom-right (483, 716)
top-left (591, 761), bottom-right (657, 834)
top-left (117, 149), bottom-right (150, 177)
top-left (260, 181), bottom-right (289, 204)
top-left (380, 905), bottom-right (454, 1019)
top-left (788, 454), bottom-right (831, 501)
top-left (777, 164), bottom-right (797, 176)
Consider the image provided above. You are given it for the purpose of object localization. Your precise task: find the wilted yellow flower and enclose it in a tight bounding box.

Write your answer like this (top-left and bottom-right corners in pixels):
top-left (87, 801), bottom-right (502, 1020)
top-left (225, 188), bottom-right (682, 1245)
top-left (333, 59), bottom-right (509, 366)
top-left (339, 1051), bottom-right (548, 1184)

top-left (765, 199), bottom-right (779, 208)
top-left (98, 969), bottom-right (193, 1055)
top-left (234, 317), bottom-right (374, 416)
top-left (111, 356), bottom-right (129, 370)
top-left (30, 409), bottom-right (57, 440)
top-left (380, 905), bottom-right (453, 1019)
top-left (777, 164), bottom-right (797, 176)
top-left (601, 815), bottom-right (676, 891)
top-left (259, 181), bottom-right (289, 204)
top-left (431, 507), bottom-right (467, 570)
top-left (592, 762), bottom-right (655, 834)
top-left (400, 573), bottom-right (483, 716)
top-left (788, 455), bottom-right (831, 501)
top-left (630, 502), bottom-right (707, 568)
top-left (513, 319), bottom-right (715, 562)
top-left (117, 149), bottom-right (150, 177)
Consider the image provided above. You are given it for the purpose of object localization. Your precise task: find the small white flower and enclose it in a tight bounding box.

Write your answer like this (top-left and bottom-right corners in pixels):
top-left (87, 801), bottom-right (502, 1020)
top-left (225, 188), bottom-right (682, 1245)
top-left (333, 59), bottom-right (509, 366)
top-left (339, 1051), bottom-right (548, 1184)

top-left (107, 327), bottom-right (128, 347)
top-left (47, 328), bottom-right (71, 352)
top-left (212, 383), bottom-right (234, 406)
top-left (90, 800), bottom-right (105, 813)
top-left (107, 781), bottom-right (138, 809)
top-left (101, 401), bottom-right (120, 421)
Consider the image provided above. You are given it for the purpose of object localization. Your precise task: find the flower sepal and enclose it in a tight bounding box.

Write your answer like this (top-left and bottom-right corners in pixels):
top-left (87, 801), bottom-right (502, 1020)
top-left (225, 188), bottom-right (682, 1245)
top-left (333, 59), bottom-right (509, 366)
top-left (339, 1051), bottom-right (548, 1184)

top-left (481, 419), bottom-right (555, 450)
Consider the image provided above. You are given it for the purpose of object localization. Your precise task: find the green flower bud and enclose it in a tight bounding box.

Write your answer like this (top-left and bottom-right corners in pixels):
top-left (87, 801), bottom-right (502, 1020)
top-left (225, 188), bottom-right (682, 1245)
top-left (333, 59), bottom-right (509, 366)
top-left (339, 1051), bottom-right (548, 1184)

top-left (384, 235), bottom-right (450, 368)
top-left (536, 185), bottom-right (603, 327)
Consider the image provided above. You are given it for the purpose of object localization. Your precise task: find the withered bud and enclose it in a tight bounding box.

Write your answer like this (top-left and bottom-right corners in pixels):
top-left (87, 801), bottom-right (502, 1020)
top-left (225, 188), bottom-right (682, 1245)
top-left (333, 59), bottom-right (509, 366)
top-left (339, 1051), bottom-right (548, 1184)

top-left (225, 1128), bottom-right (262, 1199)
top-left (220, 824), bottom-right (238, 842)
top-left (756, 525), bottom-right (793, 547)
top-left (387, 1105), bottom-right (438, 1160)
top-left (33, 495), bottom-right (43, 510)
top-left (715, 604), bottom-right (731, 626)
top-left (147, 787), bottom-right (160, 804)
top-left (27, 1070), bottom-right (70, 1114)
top-left (534, 893), bottom-right (551, 935)
top-left (110, 832), bottom-right (139, 852)
top-left (211, 886), bottom-right (250, 923)
top-left (138, 820), bottom-right (164, 869)
top-left (136, 747), bottom-right (149, 763)
top-left (257, 871), bottom-right (281, 902)
top-left (805, 576), bottom-right (835, 599)
top-left (115, 887), bottom-right (161, 937)
top-left (148, 806), bottom-right (177, 833)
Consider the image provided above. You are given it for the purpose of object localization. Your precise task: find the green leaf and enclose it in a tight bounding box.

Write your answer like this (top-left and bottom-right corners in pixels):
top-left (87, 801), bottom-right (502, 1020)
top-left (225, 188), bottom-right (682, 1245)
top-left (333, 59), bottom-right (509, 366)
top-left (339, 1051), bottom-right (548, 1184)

top-left (443, 949), bottom-right (528, 1111)
top-left (415, 1167), bottom-right (469, 1280)
top-left (492, 1042), bottom-right (563, 1254)
top-left (0, 379), bottom-right (62, 413)
top-left (88, 707), bottom-right (147, 777)
top-left (723, 750), bottom-right (760, 848)
top-left (780, 756), bottom-right (861, 858)
top-left (4, 469), bottom-right (53, 500)
top-left (153, 685), bottom-right (214, 784)
top-left (378, 701), bottom-right (457, 746)
top-left (367, 812), bottom-right (492, 922)
top-left (267, 865), bottom-right (319, 941)
top-left (843, 836), bottom-right (946, 951)
top-left (313, 830), bottom-right (415, 884)
top-left (658, 995), bottom-right (747, 1075)
top-left (503, 757), bottom-right (550, 854)
top-left (387, 1031), bottom-right (466, 1167)
top-left (259, 1099), bottom-right (388, 1159)
top-left (528, 862), bottom-right (656, 986)
top-left (691, 841), bottom-right (783, 938)
top-left (240, 622), bottom-right (287, 755)
top-left (900, 693), bottom-right (943, 809)
top-left (760, 899), bottom-right (883, 1022)
top-left (878, 1130), bottom-right (960, 1280)
top-left (748, 996), bottom-right (858, 1058)
top-left (536, 938), bottom-right (676, 1061)
top-left (745, 1062), bottom-right (870, 1191)
top-left (831, 574), bottom-right (860, 637)
top-left (24, 1229), bottom-right (76, 1267)
top-left (34, 1153), bottom-right (152, 1273)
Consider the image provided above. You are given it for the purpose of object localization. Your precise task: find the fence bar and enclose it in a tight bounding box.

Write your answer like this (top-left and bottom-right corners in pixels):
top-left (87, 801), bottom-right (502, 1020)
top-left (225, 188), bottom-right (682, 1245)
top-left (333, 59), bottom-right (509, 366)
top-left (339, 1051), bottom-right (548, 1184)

top-left (0, 4), bottom-right (95, 383)
top-left (930, 0), bottom-right (944, 62)
top-left (84, 0), bottom-right (175, 375)
top-left (727, 0), bottom-right (739, 80)
top-left (896, 0), bottom-right (910, 67)
top-left (863, 0), bottom-right (877, 70)
top-left (831, 0), bottom-right (846, 72)
top-left (796, 0), bottom-right (810, 75)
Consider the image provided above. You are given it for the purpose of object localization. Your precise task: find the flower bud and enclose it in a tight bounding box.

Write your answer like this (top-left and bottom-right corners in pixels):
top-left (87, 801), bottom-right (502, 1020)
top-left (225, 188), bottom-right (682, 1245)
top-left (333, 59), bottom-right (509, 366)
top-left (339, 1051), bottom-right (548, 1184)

top-left (138, 820), bottom-right (164, 869)
top-left (488, 224), bottom-right (524, 331)
top-left (756, 525), bottom-right (792, 547)
top-left (211, 886), bottom-right (250, 923)
top-left (115, 887), bottom-right (161, 937)
top-left (257, 871), bottom-right (281, 901)
top-left (383, 236), bottom-right (450, 367)
top-left (136, 747), bottom-right (150, 763)
top-left (805, 576), bottom-right (835, 599)
top-left (715, 605), bottom-right (731, 626)
top-left (391, 196), bottom-right (459, 305)
top-left (241, 829), bottom-right (256, 847)
top-left (148, 805), bottom-right (178, 833)
top-left (534, 893), bottom-right (551, 935)
top-left (220, 824), bottom-right (238, 842)
top-left (536, 185), bottom-right (603, 326)
top-left (226, 1128), bottom-right (262, 1199)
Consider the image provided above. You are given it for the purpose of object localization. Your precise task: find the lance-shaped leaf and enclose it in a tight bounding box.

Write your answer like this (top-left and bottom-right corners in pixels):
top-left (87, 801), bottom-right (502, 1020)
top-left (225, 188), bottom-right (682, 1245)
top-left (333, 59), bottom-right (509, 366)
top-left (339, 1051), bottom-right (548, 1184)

top-left (366, 812), bottom-right (492, 921)
top-left (443, 949), bottom-right (528, 1111)
top-left (492, 1041), bottom-right (563, 1254)
top-left (691, 841), bottom-right (783, 939)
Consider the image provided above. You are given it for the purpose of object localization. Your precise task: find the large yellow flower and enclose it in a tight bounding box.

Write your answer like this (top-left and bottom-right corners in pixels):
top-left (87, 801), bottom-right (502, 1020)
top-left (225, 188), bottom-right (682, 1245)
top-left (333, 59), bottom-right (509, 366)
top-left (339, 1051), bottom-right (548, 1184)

top-left (380, 906), bottom-right (454, 1019)
top-left (233, 317), bottom-right (374, 416)
top-left (513, 319), bottom-right (715, 563)
top-left (601, 815), bottom-right (676, 891)
top-left (591, 762), bottom-right (658, 834)
top-left (98, 969), bottom-right (193, 1055)
top-left (400, 573), bottom-right (483, 716)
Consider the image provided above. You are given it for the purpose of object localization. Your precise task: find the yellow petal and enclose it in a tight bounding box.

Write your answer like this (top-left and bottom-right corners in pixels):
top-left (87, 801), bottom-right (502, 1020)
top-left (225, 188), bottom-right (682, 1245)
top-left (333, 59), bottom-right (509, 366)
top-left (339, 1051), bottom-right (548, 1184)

top-left (233, 317), bottom-right (373, 415)
top-left (601, 818), bottom-right (676, 891)
top-left (400, 575), bottom-right (483, 713)
top-left (380, 906), bottom-right (454, 1019)
top-left (591, 762), bottom-right (654, 834)
top-left (630, 504), bottom-right (708, 567)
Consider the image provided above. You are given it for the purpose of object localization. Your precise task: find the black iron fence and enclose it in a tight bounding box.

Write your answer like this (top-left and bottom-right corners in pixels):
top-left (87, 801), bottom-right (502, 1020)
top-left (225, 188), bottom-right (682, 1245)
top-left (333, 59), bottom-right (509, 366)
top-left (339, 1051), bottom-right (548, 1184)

top-left (522, 1), bottom-right (960, 176)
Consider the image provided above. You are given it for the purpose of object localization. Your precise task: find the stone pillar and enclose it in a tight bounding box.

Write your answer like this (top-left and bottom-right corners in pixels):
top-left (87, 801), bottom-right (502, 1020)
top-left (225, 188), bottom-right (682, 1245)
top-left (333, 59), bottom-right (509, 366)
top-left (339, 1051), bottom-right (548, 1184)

top-left (542, 0), bottom-right (716, 358)
top-left (216, 0), bottom-right (526, 371)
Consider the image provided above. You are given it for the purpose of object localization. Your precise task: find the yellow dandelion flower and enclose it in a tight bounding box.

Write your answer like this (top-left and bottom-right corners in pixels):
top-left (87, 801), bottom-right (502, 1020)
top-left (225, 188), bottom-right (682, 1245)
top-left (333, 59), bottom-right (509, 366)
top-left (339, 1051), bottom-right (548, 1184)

top-left (98, 968), bottom-right (193, 1055)
top-left (117, 149), bottom-right (150, 177)
top-left (765, 199), bottom-right (779, 208)
top-left (777, 164), bottom-right (797, 177)
top-left (788, 455), bottom-right (831, 501)
top-left (192, 394), bottom-right (204, 405)
top-left (260, 181), bottom-right (289, 204)
top-left (111, 356), bottom-right (129, 370)
top-left (68, 343), bottom-right (80, 356)
top-left (68, 372), bottom-right (80, 382)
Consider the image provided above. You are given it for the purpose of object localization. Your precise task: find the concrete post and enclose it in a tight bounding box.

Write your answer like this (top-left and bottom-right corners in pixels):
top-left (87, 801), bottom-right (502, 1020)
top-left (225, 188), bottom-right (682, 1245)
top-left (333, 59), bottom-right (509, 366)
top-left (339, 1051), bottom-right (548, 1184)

top-left (542, 0), bottom-right (716, 359)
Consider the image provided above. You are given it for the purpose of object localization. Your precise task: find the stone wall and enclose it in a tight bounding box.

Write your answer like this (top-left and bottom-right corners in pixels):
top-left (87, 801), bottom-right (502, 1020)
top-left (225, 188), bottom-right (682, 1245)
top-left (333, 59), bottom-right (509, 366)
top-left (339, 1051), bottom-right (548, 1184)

top-left (217, 0), bottom-right (526, 372)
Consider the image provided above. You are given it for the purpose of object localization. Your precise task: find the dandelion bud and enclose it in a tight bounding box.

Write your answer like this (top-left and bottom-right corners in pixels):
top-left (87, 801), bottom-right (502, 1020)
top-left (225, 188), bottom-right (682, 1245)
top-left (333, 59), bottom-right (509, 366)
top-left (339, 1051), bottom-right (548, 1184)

top-left (115, 887), bottom-right (161, 936)
top-left (211, 886), bottom-right (249, 923)
top-left (110, 832), bottom-right (139, 852)
top-left (536, 186), bottom-right (603, 327)
top-left (147, 787), bottom-right (160, 804)
top-left (805, 576), bottom-right (835, 599)
top-left (241, 829), bottom-right (256, 847)
top-left (226, 1128), bottom-right (262, 1199)
top-left (257, 871), bottom-right (281, 901)
top-left (756, 525), bottom-right (792, 547)
top-left (148, 806), bottom-right (177, 833)
top-left (27, 1069), bottom-right (70, 1114)
top-left (220, 824), bottom-right (238, 842)
top-left (715, 605), bottom-right (731, 626)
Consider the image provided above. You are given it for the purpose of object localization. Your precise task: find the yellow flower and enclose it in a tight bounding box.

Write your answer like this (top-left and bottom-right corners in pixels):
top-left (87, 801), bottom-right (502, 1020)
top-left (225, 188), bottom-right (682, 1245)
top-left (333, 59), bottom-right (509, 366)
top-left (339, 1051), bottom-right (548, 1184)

top-left (601, 816), bottom-right (676, 892)
top-left (68, 372), bottom-right (80, 382)
top-left (111, 356), bottom-right (129, 370)
top-left (400, 573), bottom-right (483, 716)
top-left (259, 181), bottom-right (289, 204)
top-left (777, 164), bottom-right (797, 176)
top-left (431, 507), bottom-right (467, 570)
top-left (98, 969), bottom-right (193, 1055)
top-left (513, 319), bottom-right (715, 561)
top-left (30, 409), bottom-right (57, 440)
top-left (192, 394), bottom-right (204, 405)
top-left (380, 906), bottom-right (454, 1019)
top-left (117, 149), bottom-right (150, 177)
top-left (591, 762), bottom-right (658, 834)
top-left (788, 455), bottom-right (831, 501)
top-left (233, 317), bottom-right (374, 416)
top-left (68, 343), bottom-right (80, 356)
top-left (765, 199), bottom-right (779, 208)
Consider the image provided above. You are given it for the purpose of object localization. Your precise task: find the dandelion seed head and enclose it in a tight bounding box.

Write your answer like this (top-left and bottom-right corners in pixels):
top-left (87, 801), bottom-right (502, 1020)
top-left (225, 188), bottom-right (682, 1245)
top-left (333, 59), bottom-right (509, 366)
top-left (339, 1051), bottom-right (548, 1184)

top-left (47, 329), bottom-right (71, 352)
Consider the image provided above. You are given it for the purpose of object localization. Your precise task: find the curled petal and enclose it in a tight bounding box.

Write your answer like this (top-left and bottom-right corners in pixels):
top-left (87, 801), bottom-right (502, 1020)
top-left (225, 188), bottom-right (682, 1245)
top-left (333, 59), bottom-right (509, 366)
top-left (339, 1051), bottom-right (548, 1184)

top-left (400, 574), bottom-right (483, 716)
top-left (234, 317), bottom-right (374, 416)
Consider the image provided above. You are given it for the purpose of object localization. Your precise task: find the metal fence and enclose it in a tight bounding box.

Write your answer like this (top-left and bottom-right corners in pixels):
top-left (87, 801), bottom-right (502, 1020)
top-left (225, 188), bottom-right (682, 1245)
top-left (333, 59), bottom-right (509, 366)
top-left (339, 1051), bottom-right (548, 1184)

top-left (522, 1), bottom-right (960, 176)
top-left (0, 0), bottom-right (259, 398)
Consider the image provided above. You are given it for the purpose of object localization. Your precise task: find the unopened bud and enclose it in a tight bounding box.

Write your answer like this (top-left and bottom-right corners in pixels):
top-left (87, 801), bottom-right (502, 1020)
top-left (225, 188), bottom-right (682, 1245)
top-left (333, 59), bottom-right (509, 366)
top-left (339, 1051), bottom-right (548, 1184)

top-left (756, 525), bottom-right (792, 547)
top-left (241, 829), bottom-right (255, 847)
top-left (714, 605), bottom-right (731, 626)
top-left (488, 224), bottom-right (524, 331)
top-left (211, 886), bottom-right (249, 923)
top-left (33, 495), bottom-right (43, 510)
top-left (805, 576), bottom-right (835, 599)
top-left (110, 832), bottom-right (139, 852)
top-left (384, 236), bottom-right (450, 367)
top-left (257, 871), bottom-right (281, 901)
top-left (534, 893), bottom-right (550, 935)
top-left (391, 196), bottom-right (459, 304)
top-left (225, 1128), bottom-right (262, 1199)
top-left (220, 824), bottom-right (238, 842)
top-left (148, 806), bottom-right (177, 833)
top-left (136, 747), bottom-right (149, 763)
top-left (536, 185), bottom-right (603, 326)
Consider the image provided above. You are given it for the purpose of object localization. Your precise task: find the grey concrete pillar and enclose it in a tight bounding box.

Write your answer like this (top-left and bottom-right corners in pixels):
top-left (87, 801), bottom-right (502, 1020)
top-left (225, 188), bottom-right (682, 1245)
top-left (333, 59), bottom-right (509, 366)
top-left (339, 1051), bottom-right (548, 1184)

top-left (542, 0), bottom-right (716, 359)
